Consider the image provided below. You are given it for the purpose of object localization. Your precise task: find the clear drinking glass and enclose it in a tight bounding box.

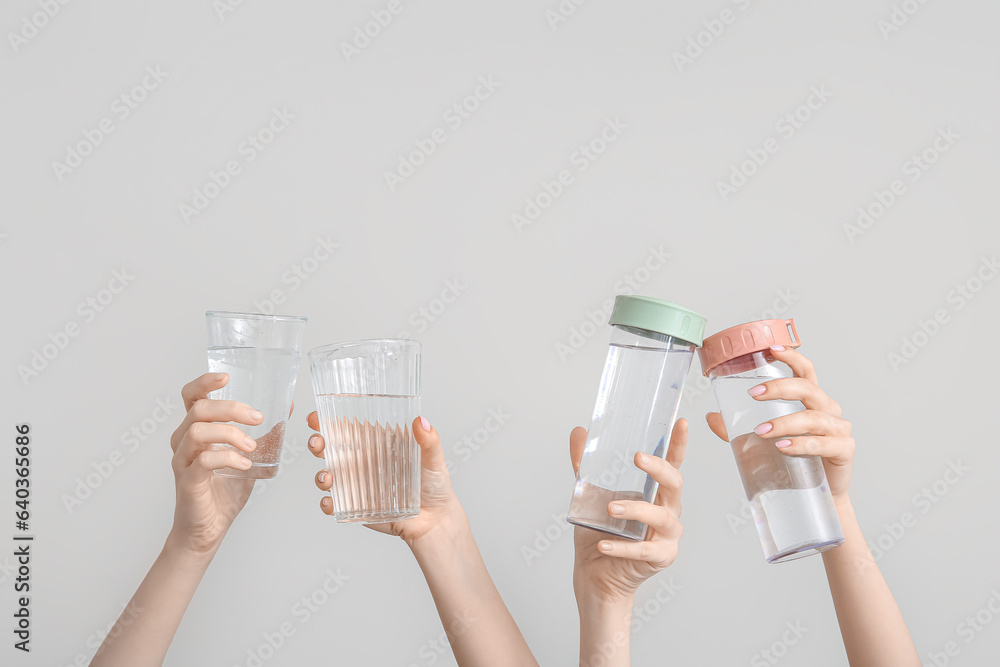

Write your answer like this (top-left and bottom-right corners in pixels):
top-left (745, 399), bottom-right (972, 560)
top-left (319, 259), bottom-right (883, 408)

top-left (567, 296), bottom-right (707, 541)
top-left (308, 339), bottom-right (421, 524)
top-left (206, 311), bottom-right (307, 479)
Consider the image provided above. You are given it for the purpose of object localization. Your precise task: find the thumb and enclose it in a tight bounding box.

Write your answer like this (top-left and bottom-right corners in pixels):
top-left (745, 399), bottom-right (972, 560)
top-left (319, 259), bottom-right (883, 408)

top-left (706, 412), bottom-right (729, 442)
top-left (569, 427), bottom-right (587, 475)
top-left (413, 416), bottom-right (447, 471)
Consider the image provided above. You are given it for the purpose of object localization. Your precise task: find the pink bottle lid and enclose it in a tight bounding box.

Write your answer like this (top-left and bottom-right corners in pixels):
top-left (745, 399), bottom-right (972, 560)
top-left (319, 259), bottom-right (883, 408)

top-left (698, 318), bottom-right (801, 376)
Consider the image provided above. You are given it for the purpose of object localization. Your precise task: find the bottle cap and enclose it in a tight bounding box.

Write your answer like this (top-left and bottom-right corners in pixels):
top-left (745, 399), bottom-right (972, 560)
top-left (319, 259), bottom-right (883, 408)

top-left (698, 318), bottom-right (801, 376)
top-left (609, 295), bottom-right (707, 347)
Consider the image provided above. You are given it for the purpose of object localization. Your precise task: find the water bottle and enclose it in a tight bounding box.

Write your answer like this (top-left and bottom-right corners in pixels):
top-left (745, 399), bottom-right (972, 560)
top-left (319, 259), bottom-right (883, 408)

top-left (698, 318), bottom-right (844, 563)
top-left (567, 295), bottom-right (706, 541)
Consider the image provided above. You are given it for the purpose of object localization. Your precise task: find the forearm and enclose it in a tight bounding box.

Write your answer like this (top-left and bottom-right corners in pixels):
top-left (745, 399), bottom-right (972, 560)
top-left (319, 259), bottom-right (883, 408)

top-left (575, 585), bottom-right (632, 667)
top-left (822, 498), bottom-right (919, 667)
top-left (91, 532), bottom-right (217, 666)
top-left (410, 505), bottom-right (537, 667)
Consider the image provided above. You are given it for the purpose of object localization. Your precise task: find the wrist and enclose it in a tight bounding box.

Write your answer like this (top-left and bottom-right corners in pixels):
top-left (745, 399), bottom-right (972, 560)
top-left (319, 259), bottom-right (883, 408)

top-left (406, 499), bottom-right (470, 557)
top-left (573, 572), bottom-right (636, 610)
top-left (164, 528), bottom-right (222, 564)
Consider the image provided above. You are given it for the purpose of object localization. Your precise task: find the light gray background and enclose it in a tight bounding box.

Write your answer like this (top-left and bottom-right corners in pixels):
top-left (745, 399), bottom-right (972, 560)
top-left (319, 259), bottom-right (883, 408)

top-left (2, 0), bottom-right (999, 665)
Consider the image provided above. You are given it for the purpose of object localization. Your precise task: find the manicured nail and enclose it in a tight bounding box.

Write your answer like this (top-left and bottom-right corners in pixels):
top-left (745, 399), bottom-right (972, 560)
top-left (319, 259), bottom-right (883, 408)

top-left (308, 435), bottom-right (321, 449)
top-left (419, 416), bottom-right (430, 432)
top-left (755, 422), bottom-right (773, 435)
top-left (318, 471), bottom-right (329, 483)
top-left (599, 541), bottom-right (613, 552)
top-left (775, 439), bottom-right (792, 448)
top-left (244, 436), bottom-right (257, 451)
top-left (249, 409), bottom-right (264, 422)
top-left (747, 384), bottom-right (767, 397)
top-left (609, 503), bottom-right (625, 516)
top-left (321, 497), bottom-right (331, 507)
top-left (636, 452), bottom-right (649, 466)
top-left (770, 345), bottom-right (785, 352)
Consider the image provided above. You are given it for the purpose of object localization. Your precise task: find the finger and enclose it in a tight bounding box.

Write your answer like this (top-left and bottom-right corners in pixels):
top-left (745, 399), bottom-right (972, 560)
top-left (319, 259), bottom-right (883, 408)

top-left (636, 452), bottom-right (683, 506)
top-left (189, 449), bottom-right (253, 475)
top-left (768, 346), bottom-right (818, 383)
top-left (665, 418), bottom-right (688, 470)
top-left (174, 399), bottom-right (263, 448)
top-left (308, 433), bottom-right (326, 459)
top-left (181, 373), bottom-right (229, 411)
top-left (706, 412), bottom-right (729, 442)
top-left (289, 401), bottom-right (294, 417)
top-left (307, 410), bottom-right (319, 432)
top-left (775, 435), bottom-right (855, 467)
top-left (755, 410), bottom-right (852, 439)
top-left (597, 534), bottom-right (680, 566)
top-left (174, 423), bottom-right (256, 469)
top-left (608, 499), bottom-right (682, 538)
top-left (319, 495), bottom-right (335, 516)
top-left (314, 468), bottom-right (332, 491)
top-left (413, 416), bottom-right (446, 471)
top-left (569, 427), bottom-right (587, 475)
top-left (748, 377), bottom-right (840, 416)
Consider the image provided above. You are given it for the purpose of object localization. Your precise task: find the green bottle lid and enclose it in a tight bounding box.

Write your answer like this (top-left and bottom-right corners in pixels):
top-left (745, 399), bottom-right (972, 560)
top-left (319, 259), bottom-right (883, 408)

top-left (608, 295), bottom-right (707, 347)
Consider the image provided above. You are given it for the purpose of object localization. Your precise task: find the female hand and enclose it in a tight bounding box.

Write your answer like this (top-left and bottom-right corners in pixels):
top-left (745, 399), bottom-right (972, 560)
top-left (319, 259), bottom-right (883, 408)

top-left (307, 413), bottom-right (463, 549)
top-left (167, 372), bottom-right (264, 554)
top-left (571, 419), bottom-right (687, 603)
top-left (706, 346), bottom-right (855, 504)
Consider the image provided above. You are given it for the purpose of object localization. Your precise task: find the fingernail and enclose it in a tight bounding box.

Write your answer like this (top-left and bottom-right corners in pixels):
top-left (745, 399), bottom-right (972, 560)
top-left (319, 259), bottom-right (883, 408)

top-left (245, 436), bottom-right (257, 450)
top-left (249, 410), bottom-right (263, 422)
top-left (755, 422), bottom-right (773, 435)
top-left (215, 373), bottom-right (228, 381)
top-left (321, 497), bottom-right (331, 507)
top-left (419, 416), bottom-right (430, 432)
top-left (599, 541), bottom-right (613, 552)
top-left (775, 439), bottom-right (792, 448)
top-left (770, 345), bottom-right (785, 352)
top-left (636, 452), bottom-right (648, 466)
top-left (318, 471), bottom-right (328, 483)
top-left (747, 384), bottom-right (766, 397)
top-left (240, 456), bottom-right (253, 469)
top-left (609, 503), bottom-right (625, 516)
top-left (308, 435), bottom-right (320, 449)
